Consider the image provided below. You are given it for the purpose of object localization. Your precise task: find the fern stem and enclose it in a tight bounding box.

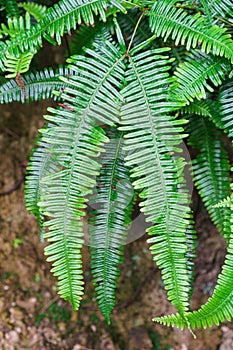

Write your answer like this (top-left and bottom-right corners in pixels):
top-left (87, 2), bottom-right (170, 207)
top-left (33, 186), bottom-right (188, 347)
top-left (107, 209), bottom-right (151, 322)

top-left (126, 8), bottom-right (147, 54)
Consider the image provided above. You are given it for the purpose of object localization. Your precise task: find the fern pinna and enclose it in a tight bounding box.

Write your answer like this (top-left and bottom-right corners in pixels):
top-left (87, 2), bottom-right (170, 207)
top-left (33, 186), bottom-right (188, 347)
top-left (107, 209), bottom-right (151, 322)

top-left (0, 0), bottom-right (233, 334)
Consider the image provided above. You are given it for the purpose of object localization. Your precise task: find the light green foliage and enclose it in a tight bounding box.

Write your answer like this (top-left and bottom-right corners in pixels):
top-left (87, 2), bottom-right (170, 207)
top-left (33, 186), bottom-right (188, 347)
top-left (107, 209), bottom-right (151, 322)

top-left (0, 0), bottom-right (232, 334)
top-left (18, 2), bottom-right (47, 22)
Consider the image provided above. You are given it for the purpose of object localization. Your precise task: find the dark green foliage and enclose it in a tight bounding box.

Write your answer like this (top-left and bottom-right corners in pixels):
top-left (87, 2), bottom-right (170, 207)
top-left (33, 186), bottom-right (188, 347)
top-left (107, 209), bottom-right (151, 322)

top-left (90, 131), bottom-right (134, 323)
top-left (5, 0), bottom-right (20, 18)
top-left (0, 0), bottom-right (232, 334)
top-left (187, 116), bottom-right (231, 236)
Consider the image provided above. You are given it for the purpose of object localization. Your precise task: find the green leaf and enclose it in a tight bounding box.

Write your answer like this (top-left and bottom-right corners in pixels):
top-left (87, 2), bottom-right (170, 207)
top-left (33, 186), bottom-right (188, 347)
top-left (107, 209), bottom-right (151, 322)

top-left (119, 47), bottom-right (191, 319)
top-left (90, 130), bottom-right (134, 324)
top-left (29, 34), bottom-right (125, 310)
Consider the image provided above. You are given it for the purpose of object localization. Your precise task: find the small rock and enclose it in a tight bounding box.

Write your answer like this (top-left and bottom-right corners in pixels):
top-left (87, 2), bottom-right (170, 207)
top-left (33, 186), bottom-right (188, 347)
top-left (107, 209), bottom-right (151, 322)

top-left (5, 330), bottom-right (19, 343)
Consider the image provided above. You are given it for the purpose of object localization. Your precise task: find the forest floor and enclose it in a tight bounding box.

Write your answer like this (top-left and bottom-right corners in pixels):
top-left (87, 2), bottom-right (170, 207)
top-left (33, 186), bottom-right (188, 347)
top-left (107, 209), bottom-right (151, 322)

top-left (0, 100), bottom-right (233, 350)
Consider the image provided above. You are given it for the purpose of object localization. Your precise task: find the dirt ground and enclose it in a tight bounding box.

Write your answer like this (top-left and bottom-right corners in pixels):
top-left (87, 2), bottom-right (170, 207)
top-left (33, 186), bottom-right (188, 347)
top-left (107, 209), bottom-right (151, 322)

top-left (0, 100), bottom-right (233, 350)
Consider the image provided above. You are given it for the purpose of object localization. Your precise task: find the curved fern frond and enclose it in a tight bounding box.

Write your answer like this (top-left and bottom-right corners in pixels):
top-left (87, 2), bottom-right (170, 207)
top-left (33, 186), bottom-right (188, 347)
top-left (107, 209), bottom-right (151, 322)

top-left (153, 190), bottom-right (233, 329)
top-left (18, 2), bottom-right (47, 22)
top-left (119, 47), bottom-right (191, 320)
top-left (4, 51), bottom-right (34, 78)
top-left (170, 52), bottom-right (231, 103)
top-left (1, 12), bottom-right (31, 38)
top-left (187, 116), bottom-right (231, 236)
top-left (149, 0), bottom-right (233, 62)
top-left (30, 35), bottom-right (125, 310)
top-left (25, 135), bottom-right (60, 238)
top-left (90, 131), bottom-right (134, 324)
top-left (0, 66), bottom-right (72, 103)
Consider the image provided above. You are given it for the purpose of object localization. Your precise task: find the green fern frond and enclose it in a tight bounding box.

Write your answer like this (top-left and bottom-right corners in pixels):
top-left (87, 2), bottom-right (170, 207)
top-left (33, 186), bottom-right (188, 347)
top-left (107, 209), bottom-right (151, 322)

top-left (149, 0), bottom-right (233, 62)
top-left (1, 12), bottom-right (31, 38)
top-left (213, 196), bottom-right (231, 208)
top-left (5, 0), bottom-right (20, 18)
top-left (0, 0), bottom-right (126, 73)
top-left (181, 100), bottom-right (211, 117)
top-left (4, 51), bottom-right (34, 78)
top-left (187, 116), bottom-right (231, 236)
top-left (170, 51), bottom-right (231, 103)
top-left (18, 2), bottom-right (47, 22)
top-left (119, 47), bottom-right (191, 319)
top-left (25, 135), bottom-right (60, 238)
top-left (217, 81), bottom-right (233, 138)
top-left (0, 66), bottom-right (72, 103)
top-left (153, 193), bottom-right (233, 329)
top-left (90, 131), bottom-right (134, 324)
top-left (207, 0), bottom-right (233, 20)
top-left (31, 35), bottom-right (125, 310)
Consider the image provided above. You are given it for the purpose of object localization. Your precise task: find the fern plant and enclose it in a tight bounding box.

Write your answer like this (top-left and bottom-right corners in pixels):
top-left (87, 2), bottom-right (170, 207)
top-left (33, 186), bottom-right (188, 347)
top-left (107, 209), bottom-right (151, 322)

top-left (1, 0), bottom-right (233, 334)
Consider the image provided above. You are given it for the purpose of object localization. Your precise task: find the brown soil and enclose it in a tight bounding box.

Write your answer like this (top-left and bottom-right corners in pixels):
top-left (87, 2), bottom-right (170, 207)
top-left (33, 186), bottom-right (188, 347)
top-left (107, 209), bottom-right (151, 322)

top-left (0, 101), bottom-right (232, 350)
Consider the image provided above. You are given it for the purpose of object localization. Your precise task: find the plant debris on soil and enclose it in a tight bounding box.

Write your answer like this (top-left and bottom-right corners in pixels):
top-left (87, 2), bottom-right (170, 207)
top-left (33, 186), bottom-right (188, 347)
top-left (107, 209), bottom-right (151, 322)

top-left (0, 101), bottom-right (233, 350)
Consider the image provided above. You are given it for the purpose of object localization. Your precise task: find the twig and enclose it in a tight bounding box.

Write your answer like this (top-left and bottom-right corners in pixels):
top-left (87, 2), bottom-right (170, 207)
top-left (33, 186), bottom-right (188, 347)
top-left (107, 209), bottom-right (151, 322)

top-left (0, 162), bottom-right (26, 196)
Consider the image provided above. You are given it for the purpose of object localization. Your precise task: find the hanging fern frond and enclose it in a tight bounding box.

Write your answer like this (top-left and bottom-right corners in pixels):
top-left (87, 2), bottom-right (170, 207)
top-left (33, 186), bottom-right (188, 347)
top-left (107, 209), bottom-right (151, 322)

top-left (4, 51), bottom-right (34, 78)
top-left (90, 131), bottom-right (134, 324)
top-left (0, 66), bottom-right (72, 103)
top-left (170, 52), bottom-right (231, 103)
top-left (119, 47), bottom-right (192, 321)
top-left (18, 2), bottom-right (47, 22)
top-left (28, 34), bottom-right (125, 310)
top-left (153, 187), bottom-right (233, 329)
top-left (215, 81), bottom-right (233, 138)
top-left (187, 116), bottom-right (231, 236)
top-left (25, 135), bottom-right (60, 238)
top-left (149, 0), bottom-right (233, 62)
